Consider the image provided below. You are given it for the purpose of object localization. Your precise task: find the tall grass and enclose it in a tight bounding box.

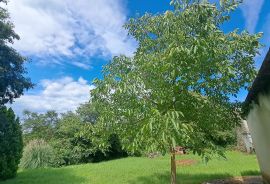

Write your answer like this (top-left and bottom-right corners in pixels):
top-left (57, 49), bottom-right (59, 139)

top-left (20, 139), bottom-right (55, 169)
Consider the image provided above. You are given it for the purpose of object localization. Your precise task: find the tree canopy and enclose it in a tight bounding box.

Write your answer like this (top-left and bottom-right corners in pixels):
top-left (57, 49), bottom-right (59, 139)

top-left (22, 110), bottom-right (59, 144)
top-left (92, 0), bottom-right (262, 159)
top-left (0, 0), bottom-right (33, 105)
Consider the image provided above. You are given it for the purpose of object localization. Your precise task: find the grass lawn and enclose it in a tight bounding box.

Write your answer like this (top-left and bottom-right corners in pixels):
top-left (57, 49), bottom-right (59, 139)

top-left (0, 151), bottom-right (260, 184)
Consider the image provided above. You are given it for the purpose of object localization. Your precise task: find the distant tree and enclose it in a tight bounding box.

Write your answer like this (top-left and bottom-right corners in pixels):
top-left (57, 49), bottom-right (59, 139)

top-left (92, 0), bottom-right (262, 183)
top-left (22, 110), bottom-right (59, 144)
top-left (0, 0), bottom-right (33, 105)
top-left (51, 112), bottom-right (93, 165)
top-left (77, 102), bottom-right (99, 124)
top-left (0, 107), bottom-right (23, 180)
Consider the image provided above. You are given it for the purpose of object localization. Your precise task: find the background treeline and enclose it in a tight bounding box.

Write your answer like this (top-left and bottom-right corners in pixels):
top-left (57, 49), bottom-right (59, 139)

top-left (20, 102), bottom-right (128, 168)
top-left (20, 100), bottom-right (237, 169)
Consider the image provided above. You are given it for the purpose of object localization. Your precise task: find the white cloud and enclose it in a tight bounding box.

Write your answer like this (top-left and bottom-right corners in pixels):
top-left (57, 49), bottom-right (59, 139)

top-left (71, 61), bottom-right (91, 70)
top-left (240, 0), bottom-right (264, 33)
top-left (7, 0), bottom-right (136, 66)
top-left (11, 77), bottom-right (94, 116)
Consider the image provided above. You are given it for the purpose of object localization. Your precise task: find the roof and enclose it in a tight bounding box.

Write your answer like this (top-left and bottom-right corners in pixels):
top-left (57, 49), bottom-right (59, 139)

top-left (245, 48), bottom-right (270, 106)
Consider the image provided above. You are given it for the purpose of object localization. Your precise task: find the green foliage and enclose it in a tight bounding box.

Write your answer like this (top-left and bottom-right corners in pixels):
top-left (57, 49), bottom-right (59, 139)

top-left (0, 1), bottom-right (33, 105)
top-left (51, 112), bottom-right (95, 166)
top-left (107, 134), bottom-right (128, 159)
top-left (21, 107), bottom-right (127, 167)
top-left (52, 112), bottom-right (127, 165)
top-left (0, 1), bottom-right (31, 179)
top-left (210, 128), bottom-right (237, 148)
top-left (20, 139), bottom-right (55, 169)
top-left (77, 102), bottom-right (99, 124)
top-left (0, 106), bottom-right (23, 180)
top-left (92, 0), bottom-right (262, 159)
top-left (21, 110), bottom-right (59, 144)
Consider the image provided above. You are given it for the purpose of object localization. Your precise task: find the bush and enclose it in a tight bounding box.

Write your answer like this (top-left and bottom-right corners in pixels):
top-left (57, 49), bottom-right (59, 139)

top-left (89, 134), bottom-right (128, 163)
top-left (51, 112), bottom-right (94, 166)
top-left (0, 106), bottom-right (23, 180)
top-left (52, 116), bottom-right (128, 165)
top-left (210, 129), bottom-right (237, 148)
top-left (21, 110), bottom-right (129, 167)
top-left (20, 139), bottom-right (55, 169)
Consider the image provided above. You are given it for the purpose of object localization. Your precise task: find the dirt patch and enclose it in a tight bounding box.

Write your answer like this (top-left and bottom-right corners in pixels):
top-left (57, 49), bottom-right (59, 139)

top-left (202, 176), bottom-right (263, 184)
top-left (262, 172), bottom-right (270, 183)
top-left (176, 159), bottom-right (197, 166)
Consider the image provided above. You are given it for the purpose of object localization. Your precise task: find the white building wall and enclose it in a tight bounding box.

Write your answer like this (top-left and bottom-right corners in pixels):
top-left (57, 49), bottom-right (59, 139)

top-left (247, 94), bottom-right (270, 184)
top-left (241, 120), bottom-right (254, 153)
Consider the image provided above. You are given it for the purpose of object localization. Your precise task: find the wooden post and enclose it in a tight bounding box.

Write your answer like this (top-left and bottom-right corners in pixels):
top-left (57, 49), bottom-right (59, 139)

top-left (171, 148), bottom-right (177, 184)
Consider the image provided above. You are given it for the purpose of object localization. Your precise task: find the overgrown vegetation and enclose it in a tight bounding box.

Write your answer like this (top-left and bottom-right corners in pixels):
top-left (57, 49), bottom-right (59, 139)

top-left (20, 104), bottom-right (128, 167)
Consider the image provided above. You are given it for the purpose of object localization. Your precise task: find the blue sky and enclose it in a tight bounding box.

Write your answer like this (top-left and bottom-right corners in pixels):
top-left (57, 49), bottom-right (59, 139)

top-left (6, 0), bottom-right (270, 116)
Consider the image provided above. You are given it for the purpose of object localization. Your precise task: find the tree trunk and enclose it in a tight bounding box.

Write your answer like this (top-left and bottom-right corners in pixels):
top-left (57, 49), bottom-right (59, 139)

top-left (171, 149), bottom-right (177, 184)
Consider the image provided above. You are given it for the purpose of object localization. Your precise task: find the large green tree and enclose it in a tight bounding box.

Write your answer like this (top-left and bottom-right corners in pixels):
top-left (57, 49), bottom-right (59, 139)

top-left (0, 0), bottom-right (32, 180)
top-left (0, 0), bottom-right (33, 105)
top-left (0, 107), bottom-right (23, 180)
top-left (92, 0), bottom-right (261, 183)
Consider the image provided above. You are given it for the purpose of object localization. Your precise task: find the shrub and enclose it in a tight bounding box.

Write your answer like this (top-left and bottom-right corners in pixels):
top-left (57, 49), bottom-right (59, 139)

top-left (20, 139), bottom-right (55, 169)
top-left (20, 111), bottom-right (129, 166)
top-left (52, 115), bottom-right (128, 165)
top-left (0, 106), bottom-right (23, 180)
top-left (51, 112), bottom-right (94, 166)
top-left (210, 129), bottom-right (237, 148)
top-left (89, 134), bottom-right (128, 163)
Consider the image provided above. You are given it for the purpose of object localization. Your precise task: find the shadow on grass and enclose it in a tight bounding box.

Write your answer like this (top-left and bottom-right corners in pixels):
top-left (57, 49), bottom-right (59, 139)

top-left (241, 170), bottom-right (261, 176)
top-left (0, 167), bottom-right (86, 184)
top-left (128, 172), bottom-right (234, 184)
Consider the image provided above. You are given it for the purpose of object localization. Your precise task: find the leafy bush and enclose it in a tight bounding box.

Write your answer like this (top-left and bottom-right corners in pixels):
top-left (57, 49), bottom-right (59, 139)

top-left (103, 134), bottom-right (128, 160)
top-left (210, 129), bottom-right (237, 148)
top-left (0, 107), bottom-right (23, 180)
top-left (20, 139), bottom-right (55, 169)
top-left (21, 109), bottom-right (129, 167)
top-left (51, 112), bottom-right (95, 166)
top-left (89, 134), bottom-right (128, 163)
top-left (51, 114), bottom-right (128, 165)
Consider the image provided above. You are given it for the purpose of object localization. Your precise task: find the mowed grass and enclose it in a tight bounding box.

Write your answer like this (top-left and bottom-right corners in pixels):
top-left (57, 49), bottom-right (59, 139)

top-left (0, 151), bottom-right (260, 184)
